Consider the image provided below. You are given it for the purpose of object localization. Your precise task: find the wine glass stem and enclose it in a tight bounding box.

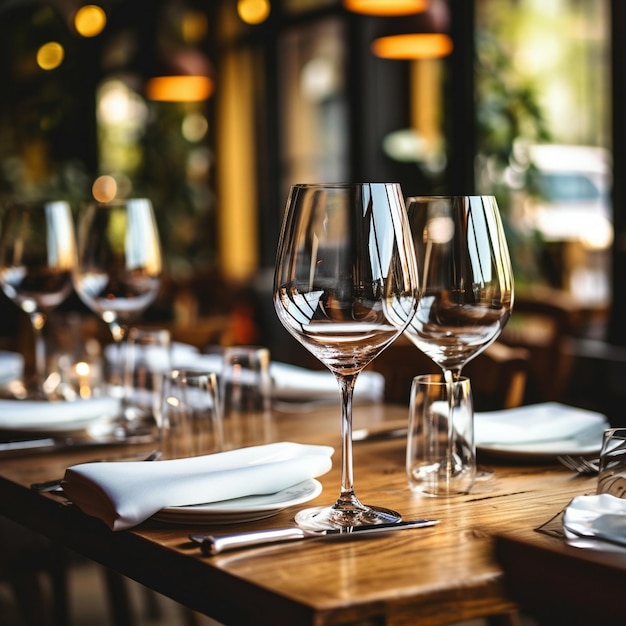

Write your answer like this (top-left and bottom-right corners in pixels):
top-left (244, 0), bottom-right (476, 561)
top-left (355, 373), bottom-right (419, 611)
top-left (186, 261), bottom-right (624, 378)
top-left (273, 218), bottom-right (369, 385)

top-left (336, 373), bottom-right (361, 508)
top-left (108, 322), bottom-right (128, 391)
top-left (444, 368), bottom-right (461, 475)
top-left (30, 311), bottom-right (47, 394)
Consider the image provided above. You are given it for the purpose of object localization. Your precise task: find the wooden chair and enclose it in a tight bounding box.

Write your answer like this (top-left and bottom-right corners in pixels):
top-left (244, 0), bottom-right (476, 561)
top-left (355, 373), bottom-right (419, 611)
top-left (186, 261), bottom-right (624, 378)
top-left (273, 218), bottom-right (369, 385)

top-left (368, 335), bottom-right (530, 410)
top-left (498, 286), bottom-right (587, 404)
top-left (0, 518), bottom-right (70, 626)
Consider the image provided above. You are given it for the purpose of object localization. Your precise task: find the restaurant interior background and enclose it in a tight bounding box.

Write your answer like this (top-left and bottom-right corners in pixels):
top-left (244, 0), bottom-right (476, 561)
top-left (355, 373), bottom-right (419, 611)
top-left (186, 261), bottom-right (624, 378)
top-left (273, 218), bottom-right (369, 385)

top-left (0, 2), bottom-right (625, 626)
top-left (0, 0), bottom-right (625, 422)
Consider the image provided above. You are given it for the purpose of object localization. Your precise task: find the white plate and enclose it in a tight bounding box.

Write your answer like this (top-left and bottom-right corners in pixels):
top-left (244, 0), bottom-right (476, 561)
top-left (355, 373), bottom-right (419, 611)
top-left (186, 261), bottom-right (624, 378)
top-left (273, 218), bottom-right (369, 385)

top-left (475, 402), bottom-right (608, 461)
top-left (153, 479), bottom-right (323, 525)
top-left (477, 436), bottom-right (603, 461)
top-left (0, 396), bottom-right (120, 436)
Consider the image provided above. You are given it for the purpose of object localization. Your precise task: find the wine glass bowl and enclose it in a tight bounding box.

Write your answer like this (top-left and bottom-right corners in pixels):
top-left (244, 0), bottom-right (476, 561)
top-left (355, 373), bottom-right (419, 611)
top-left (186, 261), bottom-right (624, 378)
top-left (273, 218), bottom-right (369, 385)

top-left (73, 198), bottom-right (162, 389)
top-left (73, 199), bottom-right (162, 338)
top-left (404, 196), bottom-right (513, 378)
top-left (274, 182), bottom-right (419, 530)
top-left (0, 200), bottom-right (77, 397)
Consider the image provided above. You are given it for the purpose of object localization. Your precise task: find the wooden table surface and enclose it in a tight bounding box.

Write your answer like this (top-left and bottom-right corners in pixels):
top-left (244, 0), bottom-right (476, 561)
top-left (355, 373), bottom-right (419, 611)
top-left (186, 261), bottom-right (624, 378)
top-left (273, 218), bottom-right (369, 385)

top-left (0, 402), bottom-right (599, 626)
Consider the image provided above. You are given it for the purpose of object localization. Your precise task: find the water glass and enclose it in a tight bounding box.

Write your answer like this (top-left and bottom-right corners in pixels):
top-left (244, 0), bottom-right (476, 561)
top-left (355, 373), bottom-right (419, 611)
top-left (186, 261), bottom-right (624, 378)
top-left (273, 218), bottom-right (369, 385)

top-left (161, 369), bottom-right (222, 459)
top-left (597, 428), bottom-right (626, 498)
top-left (123, 327), bottom-right (171, 438)
top-left (406, 373), bottom-right (475, 496)
top-left (220, 346), bottom-right (273, 449)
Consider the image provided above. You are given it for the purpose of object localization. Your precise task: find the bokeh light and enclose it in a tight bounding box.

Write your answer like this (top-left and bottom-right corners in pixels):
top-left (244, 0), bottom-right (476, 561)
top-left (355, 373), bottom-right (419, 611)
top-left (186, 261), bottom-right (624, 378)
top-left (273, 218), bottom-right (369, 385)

top-left (74, 5), bottom-right (107, 38)
top-left (36, 42), bottom-right (64, 70)
top-left (92, 175), bottom-right (118, 202)
top-left (237, 0), bottom-right (271, 25)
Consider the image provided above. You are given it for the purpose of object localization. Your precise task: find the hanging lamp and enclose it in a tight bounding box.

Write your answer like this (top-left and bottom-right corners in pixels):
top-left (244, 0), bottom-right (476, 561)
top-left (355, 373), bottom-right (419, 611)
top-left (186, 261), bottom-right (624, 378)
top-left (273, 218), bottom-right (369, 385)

top-left (371, 0), bottom-right (452, 60)
top-left (145, 48), bottom-right (214, 102)
top-left (343, 0), bottom-right (428, 16)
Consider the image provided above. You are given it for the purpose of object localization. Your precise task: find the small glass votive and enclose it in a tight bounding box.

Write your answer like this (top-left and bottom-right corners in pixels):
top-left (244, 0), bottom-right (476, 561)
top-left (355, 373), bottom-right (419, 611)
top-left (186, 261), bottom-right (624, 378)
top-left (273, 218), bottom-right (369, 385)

top-left (597, 428), bottom-right (626, 498)
top-left (220, 346), bottom-right (273, 449)
top-left (160, 369), bottom-right (223, 459)
top-left (122, 327), bottom-right (172, 439)
top-left (406, 373), bottom-right (476, 496)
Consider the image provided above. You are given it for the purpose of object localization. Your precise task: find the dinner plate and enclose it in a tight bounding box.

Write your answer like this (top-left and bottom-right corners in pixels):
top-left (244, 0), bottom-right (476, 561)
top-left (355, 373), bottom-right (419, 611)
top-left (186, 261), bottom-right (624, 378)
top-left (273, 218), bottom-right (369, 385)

top-left (475, 402), bottom-right (608, 461)
top-left (477, 436), bottom-right (604, 461)
top-left (0, 396), bottom-right (121, 437)
top-left (153, 478), bottom-right (323, 525)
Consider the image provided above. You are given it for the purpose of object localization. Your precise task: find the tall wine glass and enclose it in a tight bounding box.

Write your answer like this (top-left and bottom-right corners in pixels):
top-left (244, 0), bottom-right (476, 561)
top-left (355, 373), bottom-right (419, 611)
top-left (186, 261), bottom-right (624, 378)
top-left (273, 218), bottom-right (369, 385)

top-left (274, 183), bottom-right (419, 530)
top-left (404, 196), bottom-right (514, 490)
top-left (0, 200), bottom-right (77, 398)
top-left (73, 198), bottom-right (162, 393)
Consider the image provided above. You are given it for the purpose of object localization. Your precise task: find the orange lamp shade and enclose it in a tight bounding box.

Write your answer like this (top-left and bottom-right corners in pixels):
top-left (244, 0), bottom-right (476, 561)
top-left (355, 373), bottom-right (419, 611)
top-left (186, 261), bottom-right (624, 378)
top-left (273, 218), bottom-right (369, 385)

top-left (372, 33), bottom-right (453, 59)
top-left (146, 75), bottom-right (214, 102)
top-left (343, 0), bottom-right (428, 16)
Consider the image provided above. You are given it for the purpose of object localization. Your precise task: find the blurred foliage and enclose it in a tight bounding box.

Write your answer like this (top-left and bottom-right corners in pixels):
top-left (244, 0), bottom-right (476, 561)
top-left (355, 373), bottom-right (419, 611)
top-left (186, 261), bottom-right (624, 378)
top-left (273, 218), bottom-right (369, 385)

top-left (475, 26), bottom-right (552, 288)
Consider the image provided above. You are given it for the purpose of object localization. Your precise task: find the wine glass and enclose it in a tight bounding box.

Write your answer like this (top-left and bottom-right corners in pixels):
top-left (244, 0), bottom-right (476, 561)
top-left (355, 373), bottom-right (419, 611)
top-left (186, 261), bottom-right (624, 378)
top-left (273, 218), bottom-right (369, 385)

top-left (73, 198), bottom-right (162, 393)
top-left (0, 200), bottom-right (77, 398)
top-left (274, 182), bottom-right (419, 530)
top-left (404, 196), bottom-right (514, 491)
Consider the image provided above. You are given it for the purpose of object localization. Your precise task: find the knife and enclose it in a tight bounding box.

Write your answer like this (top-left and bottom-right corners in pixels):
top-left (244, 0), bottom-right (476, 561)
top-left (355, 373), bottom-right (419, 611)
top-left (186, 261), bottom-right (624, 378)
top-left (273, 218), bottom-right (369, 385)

top-left (190, 518), bottom-right (440, 555)
top-left (352, 426), bottom-right (408, 442)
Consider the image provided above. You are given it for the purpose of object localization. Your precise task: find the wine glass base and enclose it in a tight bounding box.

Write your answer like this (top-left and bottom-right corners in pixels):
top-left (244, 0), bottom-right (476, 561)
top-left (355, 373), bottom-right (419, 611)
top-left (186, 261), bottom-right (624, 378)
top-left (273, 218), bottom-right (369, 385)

top-left (294, 504), bottom-right (402, 531)
top-left (475, 465), bottom-right (495, 482)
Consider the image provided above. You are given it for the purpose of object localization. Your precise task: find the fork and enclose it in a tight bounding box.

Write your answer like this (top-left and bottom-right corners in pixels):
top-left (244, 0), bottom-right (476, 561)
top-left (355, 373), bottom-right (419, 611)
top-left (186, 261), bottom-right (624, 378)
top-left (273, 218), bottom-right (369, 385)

top-left (557, 454), bottom-right (600, 475)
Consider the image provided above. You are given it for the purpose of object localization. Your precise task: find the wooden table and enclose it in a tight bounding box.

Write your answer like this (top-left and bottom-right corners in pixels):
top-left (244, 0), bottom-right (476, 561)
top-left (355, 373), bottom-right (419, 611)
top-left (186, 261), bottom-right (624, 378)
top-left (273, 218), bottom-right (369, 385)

top-left (0, 403), bottom-right (599, 626)
top-left (495, 532), bottom-right (626, 625)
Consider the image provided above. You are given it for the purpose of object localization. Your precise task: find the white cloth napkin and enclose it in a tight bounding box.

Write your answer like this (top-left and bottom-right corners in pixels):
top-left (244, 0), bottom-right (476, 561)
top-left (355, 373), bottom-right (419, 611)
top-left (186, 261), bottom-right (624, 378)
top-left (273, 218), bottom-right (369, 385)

top-left (474, 402), bottom-right (608, 446)
top-left (63, 441), bottom-right (334, 531)
top-left (269, 362), bottom-right (385, 403)
top-left (156, 350), bottom-right (386, 403)
top-left (0, 396), bottom-right (121, 433)
top-left (104, 342), bottom-right (200, 373)
top-left (105, 343), bottom-right (385, 402)
top-left (563, 494), bottom-right (626, 549)
top-left (0, 351), bottom-right (23, 384)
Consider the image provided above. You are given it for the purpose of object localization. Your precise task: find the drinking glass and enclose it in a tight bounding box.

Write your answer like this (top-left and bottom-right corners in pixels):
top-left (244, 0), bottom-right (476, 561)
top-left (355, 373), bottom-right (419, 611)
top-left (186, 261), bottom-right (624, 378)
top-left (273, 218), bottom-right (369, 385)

top-left (0, 200), bottom-right (77, 397)
top-left (274, 182), bottom-right (419, 530)
top-left (161, 369), bottom-right (223, 459)
top-left (73, 198), bottom-right (162, 392)
top-left (407, 374), bottom-right (475, 495)
top-left (220, 346), bottom-right (273, 449)
top-left (122, 327), bottom-right (171, 439)
top-left (404, 196), bottom-right (513, 485)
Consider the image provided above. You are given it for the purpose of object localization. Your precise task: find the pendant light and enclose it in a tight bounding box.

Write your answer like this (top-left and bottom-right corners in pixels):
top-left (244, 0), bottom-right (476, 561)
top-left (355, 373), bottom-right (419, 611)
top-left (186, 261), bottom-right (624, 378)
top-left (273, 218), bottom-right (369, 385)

top-left (343, 0), bottom-right (428, 16)
top-left (371, 0), bottom-right (452, 60)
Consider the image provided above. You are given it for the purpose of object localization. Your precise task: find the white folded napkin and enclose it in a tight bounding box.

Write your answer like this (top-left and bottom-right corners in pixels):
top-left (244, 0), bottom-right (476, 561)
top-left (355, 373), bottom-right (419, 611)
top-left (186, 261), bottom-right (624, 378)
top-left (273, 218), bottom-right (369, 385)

top-left (105, 342), bottom-right (200, 373)
top-left (474, 402), bottom-right (608, 446)
top-left (269, 362), bottom-right (385, 403)
top-left (165, 351), bottom-right (386, 403)
top-left (63, 441), bottom-right (334, 531)
top-left (0, 351), bottom-right (23, 384)
top-left (563, 493), bottom-right (626, 549)
top-left (0, 396), bottom-right (121, 433)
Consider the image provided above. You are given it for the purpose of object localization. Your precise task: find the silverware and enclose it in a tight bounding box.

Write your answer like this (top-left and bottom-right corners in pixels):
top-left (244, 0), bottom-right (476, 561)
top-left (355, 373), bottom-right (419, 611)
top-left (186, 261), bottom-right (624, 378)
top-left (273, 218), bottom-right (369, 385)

top-left (352, 426), bottom-right (408, 442)
top-left (30, 449), bottom-right (162, 493)
top-left (190, 518), bottom-right (440, 555)
top-left (557, 455), bottom-right (600, 475)
top-left (0, 438), bottom-right (57, 453)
